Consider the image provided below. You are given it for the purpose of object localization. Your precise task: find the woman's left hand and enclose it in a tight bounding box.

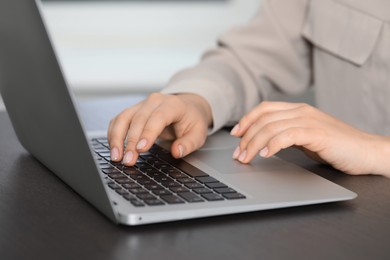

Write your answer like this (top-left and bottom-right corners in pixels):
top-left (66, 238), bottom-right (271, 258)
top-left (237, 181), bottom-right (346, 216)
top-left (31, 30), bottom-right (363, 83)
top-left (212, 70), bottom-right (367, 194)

top-left (230, 101), bottom-right (390, 177)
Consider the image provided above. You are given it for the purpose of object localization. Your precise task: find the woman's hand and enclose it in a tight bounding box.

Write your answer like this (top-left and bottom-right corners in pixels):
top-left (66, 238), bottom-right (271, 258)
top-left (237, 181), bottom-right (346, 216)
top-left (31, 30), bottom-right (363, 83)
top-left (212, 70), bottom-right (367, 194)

top-left (230, 101), bottom-right (390, 176)
top-left (107, 93), bottom-right (212, 166)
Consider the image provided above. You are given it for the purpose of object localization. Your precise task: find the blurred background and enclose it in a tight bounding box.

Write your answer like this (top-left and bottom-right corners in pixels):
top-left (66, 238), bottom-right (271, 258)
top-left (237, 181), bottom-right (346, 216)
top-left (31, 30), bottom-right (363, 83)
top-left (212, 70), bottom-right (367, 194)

top-left (0, 0), bottom-right (262, 112)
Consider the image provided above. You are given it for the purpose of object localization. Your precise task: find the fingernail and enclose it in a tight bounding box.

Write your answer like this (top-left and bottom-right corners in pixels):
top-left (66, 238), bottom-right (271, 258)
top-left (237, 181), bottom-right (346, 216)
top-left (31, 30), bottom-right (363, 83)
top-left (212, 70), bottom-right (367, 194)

top-left (232, 146), bottom-right (241, 159)
top-left (178, 145), bottom-right (184, 158)
top-left (111, 147), bottom-right (119, 161)
top-left (259, 147), bottom-right (269, 157)
top-left (136, 139), bottom-right (147, 150)
top-left (230, 124), bottom-right (240, 136)
top-left (123, 151), bottom-right (134, 165)
top-left (238, 150), bottom-right (247, 162)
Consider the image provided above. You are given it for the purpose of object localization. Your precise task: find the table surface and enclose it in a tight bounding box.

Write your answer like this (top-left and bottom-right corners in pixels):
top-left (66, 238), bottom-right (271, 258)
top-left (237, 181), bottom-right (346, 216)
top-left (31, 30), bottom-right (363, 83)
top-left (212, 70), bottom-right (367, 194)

top-left (1, 106), bottom-right (390, 260)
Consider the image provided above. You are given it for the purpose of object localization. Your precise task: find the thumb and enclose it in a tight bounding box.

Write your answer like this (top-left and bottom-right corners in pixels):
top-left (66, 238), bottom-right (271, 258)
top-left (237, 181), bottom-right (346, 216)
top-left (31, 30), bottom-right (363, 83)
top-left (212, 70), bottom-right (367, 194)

top-left (170, 126), bottom-right (207, 158)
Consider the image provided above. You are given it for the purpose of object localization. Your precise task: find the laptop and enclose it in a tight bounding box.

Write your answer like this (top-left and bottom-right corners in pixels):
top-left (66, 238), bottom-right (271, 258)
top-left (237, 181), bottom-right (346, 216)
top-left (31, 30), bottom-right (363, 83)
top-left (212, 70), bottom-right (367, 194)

top-left (0, 0), bottom-right (356, 225)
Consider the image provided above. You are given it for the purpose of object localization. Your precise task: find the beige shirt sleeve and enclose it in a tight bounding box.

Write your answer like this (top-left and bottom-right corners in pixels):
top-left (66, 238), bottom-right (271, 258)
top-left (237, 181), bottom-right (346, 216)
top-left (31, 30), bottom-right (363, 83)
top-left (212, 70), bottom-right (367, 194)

top-left (161, 0), bottom-right (312, 133)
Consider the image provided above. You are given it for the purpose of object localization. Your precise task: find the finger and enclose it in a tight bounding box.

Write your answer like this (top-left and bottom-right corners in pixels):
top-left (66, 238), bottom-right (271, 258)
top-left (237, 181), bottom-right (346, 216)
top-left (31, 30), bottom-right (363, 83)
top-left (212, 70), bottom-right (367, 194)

top-left (107, 105), bottom-right (141, 161)
top-left (134, 102), bottom-right (183, 153)
top-left (122, 96), bottom-right (165, 165)
top-left (231, 101), bottom-right (305, 137)
top-left (238, 106), bottom-right (306, 151)
top-left (237, 118), bottom-right (306, 163)
top-left (262, 127), bottom-right (322, 158)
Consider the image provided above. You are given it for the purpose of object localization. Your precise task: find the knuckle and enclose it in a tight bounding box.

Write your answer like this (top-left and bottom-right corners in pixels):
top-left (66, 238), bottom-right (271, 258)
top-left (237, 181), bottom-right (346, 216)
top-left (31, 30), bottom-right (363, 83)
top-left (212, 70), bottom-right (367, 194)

top-left (246, 138), bottom-right (261, 152)
top-left (260, 101), bottom-right (272, 108)
top-left (108, 117), bottom-right (116, 126)
top-left (151, 109), bottom-right (166, 121)
top-left (167, 95), bottom-right (186, 110)
top-left (274, 128), bottom-right (301, 148)
top-left (239, 132), bottom-right (250, 143)
top-left (300, 103), bottom-right (315, 114)
top-left (126, 138), bottom-right (138, 149)
top-left (269, 135), bottom-right (284, 149)
top-left (283, 128), bottom-right (300, 140)
top-left (142, 128), bottom-right (158, 140)
top-left (149, 113), bottom-right (169, 128)
top-left (240, 114), bottom-right (252, 126)
top-left (131, 113), bottom-right (148, 125)
top-left (263, 122), bottom-right (278, 134)
top-left (256, 111), bottom-right (272, 126)
top-left (116, 111), bottom-right (131, 122)
top-left (147, 92), bottom-right (163, 101)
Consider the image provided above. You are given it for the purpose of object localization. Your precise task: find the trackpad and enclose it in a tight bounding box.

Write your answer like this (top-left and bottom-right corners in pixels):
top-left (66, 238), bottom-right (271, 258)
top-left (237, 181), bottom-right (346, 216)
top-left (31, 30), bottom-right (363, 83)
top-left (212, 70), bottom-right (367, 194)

top-left (186, 148), bottom-right (289, 174)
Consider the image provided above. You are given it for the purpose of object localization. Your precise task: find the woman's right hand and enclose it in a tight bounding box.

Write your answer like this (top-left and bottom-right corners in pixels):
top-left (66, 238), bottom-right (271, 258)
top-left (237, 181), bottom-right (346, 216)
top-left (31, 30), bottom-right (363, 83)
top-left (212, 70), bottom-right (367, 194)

top-left (107, 92), bottom-right (212, 166)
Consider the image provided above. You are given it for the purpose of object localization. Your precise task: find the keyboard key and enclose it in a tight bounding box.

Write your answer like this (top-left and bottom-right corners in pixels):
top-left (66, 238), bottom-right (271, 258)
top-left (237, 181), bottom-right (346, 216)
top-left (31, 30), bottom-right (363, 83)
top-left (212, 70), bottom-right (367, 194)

top-left (154, 151), bottom-right (209, 177)
top-left (130, 200), bottom-right (145, 207)
top-left (213, 188), bottom-right (237, 194)
top-left (108, 183), bottom-right (121, 190)
top-left (123, 168), bottom-right (141, 175)
top-left (205, 182), bottom-right (228, 189)
top-left (152, 189), bottom-right (173, 196)
top-left (122, 183), bottom-right (141, 189)
top-left (185, 183), bottom-right (204, 189)
top-left (123, 194), bottom-right (137, 201)
top-left (144, 199), bottom-right (165, 206)
top-left (153, 176), bottom-right (174, 183)
top-left (144, 184), bottom-right (164, 190)
top-left (202, 193), bottom-right (225, 201)
top-left (160, 195), bottom-right (185, 204)
top-left (100, 164), bottom-right (113, 170)
top-left (95, 138), bottom-right (109, 145)
top-left (146, 171), bottom-right (165, 178)
top-left (108, 173), bottom-right (127, 179)
top-left (137, 179), bottom-right (157, 186)
top-left (129, 175), bottom-right (150, 182)
top-left (154, 163), bottom-right (170, 170)
top-left (160, 167), bottom-right (178, 174)
top-left (177, 177), bottom-right (196, 184)
top-left (97, 151), bottom-right (111, 157)
top-left (178, 192), bottom-right (204, 203)
top-left (129, 188), bottom-right (149, 194)
top-left (169, 186), bottom-right (190, 193)
top-left (110, 162), bottom-right (124, 168)
top-left (223, 193), bottom-right (246, 200)
top-left (193, 188), bottom-right (213, 194)
top-left (95, 148), bottom-right (109, 153)
top-left (103, 168), bottom-right (120, 174)
top-left (135, 162), bottom-right (149, 168)
top-left (115, 189), bottom-right (128, 196)
top-left (167, 171), bottom-right (188, 179)
top-left (139, 167), bottom-right (157, 173)
top-left (136, 193), bottom-right (158, 200)
top-left (161, 181), bottom-right (181, 188)
top-left (196, 176), bottom-right (219, 184)
top-left (115, 178), bottom-right (134, 184)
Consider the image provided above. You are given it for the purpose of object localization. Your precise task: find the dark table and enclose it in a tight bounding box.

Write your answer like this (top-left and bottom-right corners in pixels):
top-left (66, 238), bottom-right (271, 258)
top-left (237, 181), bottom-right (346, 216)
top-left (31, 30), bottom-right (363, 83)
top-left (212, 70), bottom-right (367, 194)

top-left (1, 108), bottom-right (390, 260)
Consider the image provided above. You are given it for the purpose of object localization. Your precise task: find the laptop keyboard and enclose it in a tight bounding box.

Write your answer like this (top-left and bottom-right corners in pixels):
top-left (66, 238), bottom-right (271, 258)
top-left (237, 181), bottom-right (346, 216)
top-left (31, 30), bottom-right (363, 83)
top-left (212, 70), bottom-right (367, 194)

top-left (91, 138), bottom-right (246, 207)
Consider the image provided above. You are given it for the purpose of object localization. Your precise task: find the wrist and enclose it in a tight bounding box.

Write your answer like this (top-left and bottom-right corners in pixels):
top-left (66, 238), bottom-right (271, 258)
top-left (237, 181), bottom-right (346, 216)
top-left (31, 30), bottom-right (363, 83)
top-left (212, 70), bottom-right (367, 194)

top-left (370, 135), bottom-right (390, 178)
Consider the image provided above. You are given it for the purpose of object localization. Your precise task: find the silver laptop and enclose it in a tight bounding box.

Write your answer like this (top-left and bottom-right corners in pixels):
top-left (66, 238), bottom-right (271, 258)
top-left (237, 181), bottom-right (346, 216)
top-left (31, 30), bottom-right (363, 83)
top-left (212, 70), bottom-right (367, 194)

top-left (0, 0), bottom-right (356, 225)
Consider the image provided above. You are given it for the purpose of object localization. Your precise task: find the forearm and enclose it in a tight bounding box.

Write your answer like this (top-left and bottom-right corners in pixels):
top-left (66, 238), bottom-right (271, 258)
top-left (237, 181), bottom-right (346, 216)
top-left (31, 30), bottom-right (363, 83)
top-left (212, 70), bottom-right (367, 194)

top-left (163, 0), bottom-right (313, 132)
